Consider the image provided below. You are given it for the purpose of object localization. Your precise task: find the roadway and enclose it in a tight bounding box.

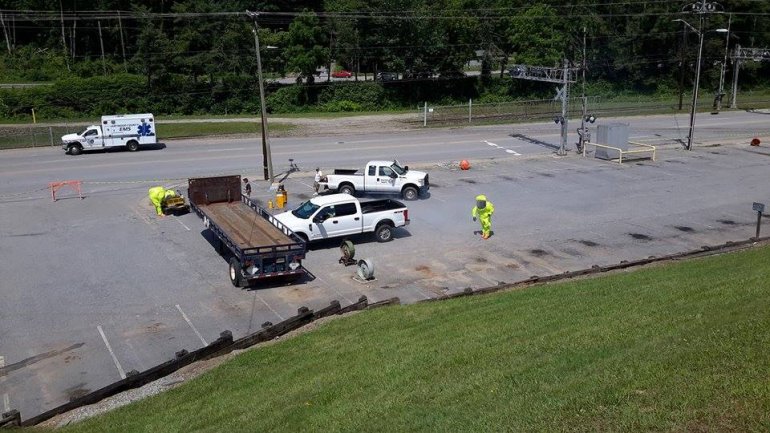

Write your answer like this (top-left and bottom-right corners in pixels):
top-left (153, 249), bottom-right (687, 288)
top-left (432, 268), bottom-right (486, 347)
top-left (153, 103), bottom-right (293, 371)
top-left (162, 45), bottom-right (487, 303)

top-left (1, 110), bottom-right (769, 422)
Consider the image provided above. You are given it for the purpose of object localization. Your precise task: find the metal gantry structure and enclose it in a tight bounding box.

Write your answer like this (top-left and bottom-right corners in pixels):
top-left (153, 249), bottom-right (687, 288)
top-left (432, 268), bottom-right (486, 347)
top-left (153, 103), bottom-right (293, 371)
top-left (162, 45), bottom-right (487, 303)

top-left (509, 60), bottom-right (577, 155)
top-left (730, 46), bottom-right (770, 109)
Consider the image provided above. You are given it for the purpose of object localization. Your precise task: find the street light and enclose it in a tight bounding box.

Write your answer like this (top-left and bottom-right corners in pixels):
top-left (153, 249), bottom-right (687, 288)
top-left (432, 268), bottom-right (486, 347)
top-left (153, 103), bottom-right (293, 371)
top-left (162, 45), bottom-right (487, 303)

top-left (673, 17), bottom-right (704, 151)
top-left (246, 10), bottom-right (274, 183)
top-left (674, 0), bottom-right (722, 151)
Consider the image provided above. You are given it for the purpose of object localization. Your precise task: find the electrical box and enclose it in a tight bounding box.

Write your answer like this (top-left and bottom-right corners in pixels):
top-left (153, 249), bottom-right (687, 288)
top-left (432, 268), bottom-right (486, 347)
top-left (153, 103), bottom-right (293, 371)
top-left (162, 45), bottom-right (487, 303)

top-left (595, 123), bottom-right (629, 160)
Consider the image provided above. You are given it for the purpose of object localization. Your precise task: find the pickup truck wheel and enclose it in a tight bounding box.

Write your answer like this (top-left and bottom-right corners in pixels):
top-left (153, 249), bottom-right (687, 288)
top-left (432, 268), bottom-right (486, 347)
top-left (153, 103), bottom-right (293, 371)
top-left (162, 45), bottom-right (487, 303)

top-left (375, 223), bottom-right (394, 242)
top-left (126, 140), bottom-right (139, 152)
top-left (402, 186), bottom-right (418, 201)
top-left (68, 144), bottom-right (82, 155)
top-left (339, 184), bottom-right (355, 196)
top-left (229, 257), bottom-right (246, 288)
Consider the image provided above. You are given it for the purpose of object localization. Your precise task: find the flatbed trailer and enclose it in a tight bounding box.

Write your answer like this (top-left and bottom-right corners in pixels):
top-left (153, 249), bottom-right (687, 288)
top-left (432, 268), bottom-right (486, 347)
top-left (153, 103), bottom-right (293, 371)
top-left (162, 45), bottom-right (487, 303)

top-left (188, 175), bottom-right (307, 287)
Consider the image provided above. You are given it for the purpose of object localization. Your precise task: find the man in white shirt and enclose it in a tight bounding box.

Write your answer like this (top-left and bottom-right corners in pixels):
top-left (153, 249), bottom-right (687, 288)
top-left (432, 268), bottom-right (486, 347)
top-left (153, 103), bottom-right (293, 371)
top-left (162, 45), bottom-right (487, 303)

top-left (314, 168), bottom-right (324, 195)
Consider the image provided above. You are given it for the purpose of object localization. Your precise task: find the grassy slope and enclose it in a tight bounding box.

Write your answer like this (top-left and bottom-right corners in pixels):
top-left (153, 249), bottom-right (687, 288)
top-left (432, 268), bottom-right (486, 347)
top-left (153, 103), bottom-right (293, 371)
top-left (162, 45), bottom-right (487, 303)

top-left (61, 246), bottom-right (770, 433)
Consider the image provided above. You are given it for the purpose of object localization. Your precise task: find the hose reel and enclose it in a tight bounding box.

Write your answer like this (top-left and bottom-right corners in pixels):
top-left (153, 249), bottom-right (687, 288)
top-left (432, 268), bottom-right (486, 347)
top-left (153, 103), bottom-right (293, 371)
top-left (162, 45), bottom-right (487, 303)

top-left (339, 239), bottom-right (356, 266)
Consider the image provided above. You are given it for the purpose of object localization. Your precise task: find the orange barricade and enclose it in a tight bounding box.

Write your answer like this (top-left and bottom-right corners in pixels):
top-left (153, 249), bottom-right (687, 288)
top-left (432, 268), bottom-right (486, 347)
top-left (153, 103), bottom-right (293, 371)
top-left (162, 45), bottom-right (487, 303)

top-left (49, 180), bottom-right (84, 201)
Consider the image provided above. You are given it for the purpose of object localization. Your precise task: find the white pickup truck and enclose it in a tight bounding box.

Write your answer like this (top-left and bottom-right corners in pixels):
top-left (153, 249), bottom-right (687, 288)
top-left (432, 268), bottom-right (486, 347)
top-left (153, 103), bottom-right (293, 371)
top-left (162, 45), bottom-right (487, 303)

top-left (319, 160), bottom-right (429, 200)
top-left (274, 194), bottom-right (409, 242)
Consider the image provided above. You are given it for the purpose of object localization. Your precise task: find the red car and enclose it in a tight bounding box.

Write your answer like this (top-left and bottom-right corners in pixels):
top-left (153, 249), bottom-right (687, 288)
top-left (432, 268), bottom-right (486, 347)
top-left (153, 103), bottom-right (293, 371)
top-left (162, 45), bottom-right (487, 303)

top-left (331, 70), bottom-right (352, 78)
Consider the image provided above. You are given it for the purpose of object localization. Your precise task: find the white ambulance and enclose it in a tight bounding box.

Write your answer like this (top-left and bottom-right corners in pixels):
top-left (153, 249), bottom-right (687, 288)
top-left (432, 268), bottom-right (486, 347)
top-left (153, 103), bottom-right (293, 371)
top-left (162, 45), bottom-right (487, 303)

top-left (61, 113), bottom-right (157, 155)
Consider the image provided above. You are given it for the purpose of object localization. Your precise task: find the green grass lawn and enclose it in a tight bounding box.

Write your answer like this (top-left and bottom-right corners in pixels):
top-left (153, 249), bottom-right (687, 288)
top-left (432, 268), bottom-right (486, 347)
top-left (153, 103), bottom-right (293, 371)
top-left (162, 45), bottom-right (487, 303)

top-left (58, 245), bottom-right (770, 433)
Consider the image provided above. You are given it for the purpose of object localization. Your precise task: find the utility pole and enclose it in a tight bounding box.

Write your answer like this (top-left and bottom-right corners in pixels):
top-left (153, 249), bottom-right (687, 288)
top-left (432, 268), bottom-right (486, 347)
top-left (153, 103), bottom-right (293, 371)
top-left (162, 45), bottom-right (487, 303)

top-left (730, 44), bottom-right (740, 109)
top-left (97, 20), bottom-right (107, 75)
top-left (730, 46), bottom-right (770, 109)
top-left (246, 10), bottom-right (274, 184)
top-left (560, 59), bottom-right (569, 156)
top-left (117, 11), bottom-right (128, 73)
top-left (58, 0), bottom-right (70, 72)
top-left (687, 11), bottom-right (705, 151)
top-left (678, 24), bottom-right (687, 110)
top-left (578, 27), bottom-right (588, 153)
top-left (676, 0), bottom-right (721, 151)
top-left (714, 14), bottom-right (731, 113)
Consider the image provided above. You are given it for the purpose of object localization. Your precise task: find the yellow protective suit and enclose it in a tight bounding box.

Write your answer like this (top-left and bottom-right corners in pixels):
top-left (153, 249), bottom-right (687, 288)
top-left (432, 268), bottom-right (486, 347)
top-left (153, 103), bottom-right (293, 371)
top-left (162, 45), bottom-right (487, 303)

top-left (471, 194), bottom-right (494, 239)
top-left (148, 186), bottom-right (176, 216)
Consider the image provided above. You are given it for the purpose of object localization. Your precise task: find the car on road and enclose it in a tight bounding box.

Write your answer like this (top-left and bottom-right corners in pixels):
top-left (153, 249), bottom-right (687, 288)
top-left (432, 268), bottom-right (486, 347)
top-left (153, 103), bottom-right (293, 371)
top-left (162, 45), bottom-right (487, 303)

top-left (438, 70), bottom-right (467, 79)
top-left (404, 70), bottom-right (433, 80)
top-left (376, 72), bottom-right (398, 81)
top-left (331, 70), bottom-right (352, 78)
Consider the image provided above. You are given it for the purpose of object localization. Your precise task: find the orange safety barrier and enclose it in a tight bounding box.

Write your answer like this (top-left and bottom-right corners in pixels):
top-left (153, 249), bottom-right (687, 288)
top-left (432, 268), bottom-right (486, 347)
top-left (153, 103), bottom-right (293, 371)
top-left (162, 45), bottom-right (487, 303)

top-left (49, 180), bottom-right (84, 201)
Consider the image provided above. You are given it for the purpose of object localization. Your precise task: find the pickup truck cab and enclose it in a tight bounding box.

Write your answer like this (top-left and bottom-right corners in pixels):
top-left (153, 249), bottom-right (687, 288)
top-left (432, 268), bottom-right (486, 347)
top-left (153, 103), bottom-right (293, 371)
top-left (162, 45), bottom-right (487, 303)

top-left (274, 194), bottom-right (409, 242)
top-left (319, 160), bottom-right (429, 200)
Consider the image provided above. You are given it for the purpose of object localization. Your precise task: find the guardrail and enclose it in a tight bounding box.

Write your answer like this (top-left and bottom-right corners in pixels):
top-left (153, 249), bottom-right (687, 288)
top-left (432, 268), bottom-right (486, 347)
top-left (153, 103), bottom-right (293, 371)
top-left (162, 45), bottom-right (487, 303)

top-left (583, 140), bottom-right (656, 164)
top-left (5, 295), bottom-right (401, 428)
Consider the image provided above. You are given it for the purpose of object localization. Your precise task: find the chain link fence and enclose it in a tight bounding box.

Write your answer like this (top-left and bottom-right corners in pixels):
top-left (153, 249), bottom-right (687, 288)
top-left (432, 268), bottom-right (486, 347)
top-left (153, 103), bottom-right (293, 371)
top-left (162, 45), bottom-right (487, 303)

top-left (0, 124), bottom-right (82, 150)
top-left (412, 93), bottom-right (770, 127)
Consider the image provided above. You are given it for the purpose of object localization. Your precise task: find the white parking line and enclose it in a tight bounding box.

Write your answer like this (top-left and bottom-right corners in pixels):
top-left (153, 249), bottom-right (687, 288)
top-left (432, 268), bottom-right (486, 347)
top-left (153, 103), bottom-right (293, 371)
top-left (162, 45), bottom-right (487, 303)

top-left (175, 304), bottom-right (208, 346)
top-left (175, 218), bottom-right (191, 231)
top-left (0, 355), bottom-right (9, 412)
top-left (484, 140), bottom-right (521, 156)
top-left (206, 148), bottom-right (247, 152)
top-left (256, 294), bottom-right (285, 321)
top-left (97, 326), bottom-right (126, 379)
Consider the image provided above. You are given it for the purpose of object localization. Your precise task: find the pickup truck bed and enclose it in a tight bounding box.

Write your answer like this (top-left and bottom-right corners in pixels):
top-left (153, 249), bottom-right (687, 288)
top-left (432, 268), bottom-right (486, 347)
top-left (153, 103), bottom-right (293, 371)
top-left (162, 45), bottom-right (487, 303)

top-left (198, 201), bottom-right (293, 249)
top-left (360, 199), bottom-right (404, 214)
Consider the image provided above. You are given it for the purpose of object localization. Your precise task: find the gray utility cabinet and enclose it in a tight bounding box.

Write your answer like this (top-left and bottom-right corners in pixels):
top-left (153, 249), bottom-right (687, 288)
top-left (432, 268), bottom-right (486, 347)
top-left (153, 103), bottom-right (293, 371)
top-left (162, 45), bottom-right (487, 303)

top-left (595, 123), bottom-right (630, 160)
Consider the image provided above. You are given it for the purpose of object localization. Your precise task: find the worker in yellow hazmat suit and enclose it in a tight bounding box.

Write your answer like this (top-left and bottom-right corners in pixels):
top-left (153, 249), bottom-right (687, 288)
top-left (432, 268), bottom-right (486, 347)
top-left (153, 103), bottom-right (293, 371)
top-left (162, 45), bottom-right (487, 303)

top-left (148, 186), bottom-right (176, 216)
top-left (471, 194), bottom-right (494, 239)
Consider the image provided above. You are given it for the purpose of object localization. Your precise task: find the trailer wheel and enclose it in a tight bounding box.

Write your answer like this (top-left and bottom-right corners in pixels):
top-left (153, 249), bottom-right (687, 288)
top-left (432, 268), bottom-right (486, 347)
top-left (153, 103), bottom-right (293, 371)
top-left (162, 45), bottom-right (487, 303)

top-left (68, 144), bottom-right (82, 155)
top-left (126, 140), bottom-right (139, 152)
top-left (375, 223), bottom-right (394, 242)
top-left (229, 257), bottom-right (246, 288)
top-left (402, 186), bottom-right (418, 201)
top-left (339, 184), bottom-right (355, 196)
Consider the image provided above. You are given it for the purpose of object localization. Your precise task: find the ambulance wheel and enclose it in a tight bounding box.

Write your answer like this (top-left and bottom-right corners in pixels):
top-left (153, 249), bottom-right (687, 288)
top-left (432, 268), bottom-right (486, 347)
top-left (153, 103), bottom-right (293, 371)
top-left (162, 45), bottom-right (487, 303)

top-left (68, 144), bottom-right (82, 155)
top-left (126, 141), bottom-right (139, 152)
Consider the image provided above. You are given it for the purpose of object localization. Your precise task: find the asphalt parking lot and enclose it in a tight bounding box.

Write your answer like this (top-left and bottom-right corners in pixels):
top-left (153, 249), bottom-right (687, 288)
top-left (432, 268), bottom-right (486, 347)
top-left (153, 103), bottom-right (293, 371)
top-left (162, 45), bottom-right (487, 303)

top-left (2, 138), bottom-right (769, 420)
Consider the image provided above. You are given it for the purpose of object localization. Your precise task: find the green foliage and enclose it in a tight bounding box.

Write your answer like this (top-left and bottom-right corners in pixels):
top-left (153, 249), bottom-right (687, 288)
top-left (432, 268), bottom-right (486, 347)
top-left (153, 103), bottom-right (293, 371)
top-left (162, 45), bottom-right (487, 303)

top-left (0, 46), bottom-right (68, 82)
top-left (284, 11), bottom-right (328, 84)
top-left (265, 85), bottom-right (311, 113)
top-left (507, 4), bottom-right (566, 66)
top-left (318, 82), bottom-right (385, 110)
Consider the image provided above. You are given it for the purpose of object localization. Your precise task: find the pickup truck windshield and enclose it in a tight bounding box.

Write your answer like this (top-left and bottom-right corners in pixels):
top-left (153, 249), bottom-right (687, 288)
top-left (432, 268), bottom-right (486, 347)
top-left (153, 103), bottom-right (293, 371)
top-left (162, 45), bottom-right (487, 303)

top-left (292, 200), bottom-right (320, 219)
top-left (391, 162), bottom-right (407, 175)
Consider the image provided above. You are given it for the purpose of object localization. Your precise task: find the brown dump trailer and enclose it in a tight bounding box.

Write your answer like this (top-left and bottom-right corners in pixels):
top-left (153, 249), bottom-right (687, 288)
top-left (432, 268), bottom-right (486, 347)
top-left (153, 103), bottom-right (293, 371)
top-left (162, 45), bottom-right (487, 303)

top-left (188, 175), bottom-right (307, 287)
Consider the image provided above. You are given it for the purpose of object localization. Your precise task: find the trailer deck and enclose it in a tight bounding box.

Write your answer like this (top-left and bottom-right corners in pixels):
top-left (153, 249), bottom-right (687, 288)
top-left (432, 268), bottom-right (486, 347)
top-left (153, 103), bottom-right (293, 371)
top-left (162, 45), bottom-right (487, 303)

top-left (198, 201), bottom-right (293, 250)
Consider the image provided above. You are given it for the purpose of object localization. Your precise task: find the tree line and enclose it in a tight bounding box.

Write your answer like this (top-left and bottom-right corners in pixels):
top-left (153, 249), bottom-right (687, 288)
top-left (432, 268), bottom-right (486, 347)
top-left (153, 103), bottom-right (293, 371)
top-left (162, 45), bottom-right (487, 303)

top-left (0, 0), bottom-right (768, 118)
